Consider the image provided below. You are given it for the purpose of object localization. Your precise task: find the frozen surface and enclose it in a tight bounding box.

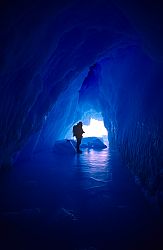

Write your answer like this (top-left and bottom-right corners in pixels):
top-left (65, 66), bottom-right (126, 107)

top-left (53, 139), bottom-right (76, 154)
top-left (0, 148), bottom-right (162, 250)
top-left (53, 138), bottom-right (107, 154)
top-left (80, 137), bottom-right (107, 149)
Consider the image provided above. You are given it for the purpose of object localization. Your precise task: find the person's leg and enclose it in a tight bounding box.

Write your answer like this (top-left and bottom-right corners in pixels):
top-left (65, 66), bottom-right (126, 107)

top-left (76, 139), bottom-right (80, 152)
top-left (76, 138), bottom-right (82, 153)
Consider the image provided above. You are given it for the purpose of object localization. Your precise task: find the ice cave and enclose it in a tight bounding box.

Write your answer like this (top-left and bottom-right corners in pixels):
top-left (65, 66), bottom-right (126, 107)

top-left (0, 0), bottom-right (163, 249)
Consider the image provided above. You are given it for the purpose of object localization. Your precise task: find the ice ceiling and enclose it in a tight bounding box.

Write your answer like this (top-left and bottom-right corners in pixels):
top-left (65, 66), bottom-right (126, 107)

top-left (0, 0), bottom-right (163, 193)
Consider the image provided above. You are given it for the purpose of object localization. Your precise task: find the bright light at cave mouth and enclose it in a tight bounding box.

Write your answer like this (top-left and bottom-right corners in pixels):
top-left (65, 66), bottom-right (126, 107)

top-left (83, 118), bottom-right (108, 138)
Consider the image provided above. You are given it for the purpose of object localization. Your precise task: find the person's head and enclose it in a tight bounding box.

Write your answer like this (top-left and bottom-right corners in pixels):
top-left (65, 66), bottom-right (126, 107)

top-left (78, 121), bottom-right (83, 126)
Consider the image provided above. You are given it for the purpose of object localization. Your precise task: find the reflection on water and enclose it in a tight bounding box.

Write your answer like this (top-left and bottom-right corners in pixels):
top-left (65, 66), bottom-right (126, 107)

top-left (74, 148), bottom-right (112, 190)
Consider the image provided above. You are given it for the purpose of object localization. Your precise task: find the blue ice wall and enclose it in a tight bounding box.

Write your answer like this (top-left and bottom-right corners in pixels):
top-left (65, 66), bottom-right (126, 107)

top-left (99, 46), bottom-right (163, 194)
top-left (0, 0), bottom-right (163, 196)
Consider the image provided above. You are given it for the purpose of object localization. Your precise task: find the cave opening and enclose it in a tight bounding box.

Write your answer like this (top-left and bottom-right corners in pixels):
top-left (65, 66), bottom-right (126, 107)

top-left (82, 118), bottom-right (108, 139)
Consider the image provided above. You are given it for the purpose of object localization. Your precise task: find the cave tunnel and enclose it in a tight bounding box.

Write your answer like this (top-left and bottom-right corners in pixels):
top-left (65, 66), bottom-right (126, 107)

top-left (0, 0), bottom-right (163, 249)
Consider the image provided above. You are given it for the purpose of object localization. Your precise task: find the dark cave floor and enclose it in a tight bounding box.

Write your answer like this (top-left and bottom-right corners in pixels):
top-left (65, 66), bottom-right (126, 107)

top-left (0, 147), bottom-right (162, 250)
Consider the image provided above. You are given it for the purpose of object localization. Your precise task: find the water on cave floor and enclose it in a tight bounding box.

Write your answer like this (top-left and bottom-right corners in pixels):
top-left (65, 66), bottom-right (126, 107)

top-left (0, 147), bottom-right (162, 250)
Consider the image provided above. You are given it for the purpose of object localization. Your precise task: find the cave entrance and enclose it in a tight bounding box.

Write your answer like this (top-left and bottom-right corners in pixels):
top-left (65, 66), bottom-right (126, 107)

top-left (83, 118), bottom-right (108, 141)
top-left (79, 116), bottom-right (108, 149)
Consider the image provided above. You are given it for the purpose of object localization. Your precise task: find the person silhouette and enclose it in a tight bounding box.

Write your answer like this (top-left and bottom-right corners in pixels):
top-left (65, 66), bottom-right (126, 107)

top-left (73, 121), bottom-right (85, 153)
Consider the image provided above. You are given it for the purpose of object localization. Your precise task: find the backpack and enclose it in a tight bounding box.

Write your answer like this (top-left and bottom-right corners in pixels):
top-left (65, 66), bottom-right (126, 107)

top-left (73, 125), bottom-right (78, 137)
